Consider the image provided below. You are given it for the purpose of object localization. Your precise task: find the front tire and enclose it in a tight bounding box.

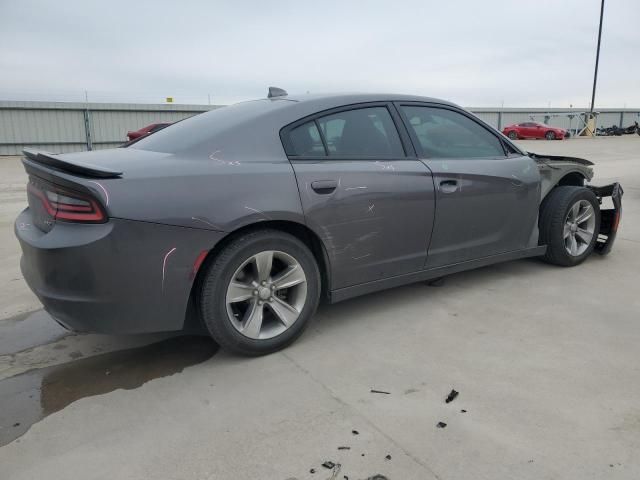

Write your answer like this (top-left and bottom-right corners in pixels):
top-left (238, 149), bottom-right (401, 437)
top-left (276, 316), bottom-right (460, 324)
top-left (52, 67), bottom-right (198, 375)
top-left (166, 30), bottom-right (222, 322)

top-left (199, 229), bottom-right (321, 356)
top-left (539, 186), bottom-right (600, 266)
top-left (545, 131), bottom-right (556, 140)
top-left (507, 131), bottom-right (518, 140)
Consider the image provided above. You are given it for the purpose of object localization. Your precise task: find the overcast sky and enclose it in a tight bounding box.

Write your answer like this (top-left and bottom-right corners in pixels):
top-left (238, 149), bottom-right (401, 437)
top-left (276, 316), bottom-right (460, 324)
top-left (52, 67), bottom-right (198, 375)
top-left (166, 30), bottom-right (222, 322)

top-left (1, 0), bottom-right (638, 107)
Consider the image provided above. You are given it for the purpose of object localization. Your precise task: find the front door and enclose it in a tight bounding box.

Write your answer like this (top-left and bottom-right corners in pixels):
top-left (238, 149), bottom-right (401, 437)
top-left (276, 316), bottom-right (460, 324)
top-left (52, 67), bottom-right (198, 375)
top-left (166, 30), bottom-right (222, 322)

top-left (397, 104), bottom-right (541, 269)
top-left (282, 104), bottom-right (436, 289)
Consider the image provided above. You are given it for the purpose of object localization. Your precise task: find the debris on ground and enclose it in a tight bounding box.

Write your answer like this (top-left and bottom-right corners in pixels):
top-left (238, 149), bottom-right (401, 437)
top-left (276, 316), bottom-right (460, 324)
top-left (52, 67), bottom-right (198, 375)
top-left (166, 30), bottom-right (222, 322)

top-left (322, 461), bottom-right (336, 469)
top-left (445, 389), bottom-right (459, 403)
top-left (13, 422), bottom-right (20, 427)
top-left (385, 454), bottom-right (392, 460)
top-left (436, 421), bottom-right (447, 428)
top-left (370, 389), bottom-right (390, 395)
top-left (366, 476), bottom-right (389, 480)
top-left (310, 468), bottom-right (316, 474)
top-left (352, 430), bottom-right (359, 435)
top-left (337, 446), bottom-right (350, 450)
top-left (460, 409), bottom-right (467, 413)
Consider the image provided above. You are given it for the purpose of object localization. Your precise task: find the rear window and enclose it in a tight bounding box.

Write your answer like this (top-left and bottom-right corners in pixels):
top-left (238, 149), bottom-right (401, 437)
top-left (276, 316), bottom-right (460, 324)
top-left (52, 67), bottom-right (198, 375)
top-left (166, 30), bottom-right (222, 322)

top-left (318, 107), bottom-right (404, 157)
top-left (131, 100), bottom-right (290, 154)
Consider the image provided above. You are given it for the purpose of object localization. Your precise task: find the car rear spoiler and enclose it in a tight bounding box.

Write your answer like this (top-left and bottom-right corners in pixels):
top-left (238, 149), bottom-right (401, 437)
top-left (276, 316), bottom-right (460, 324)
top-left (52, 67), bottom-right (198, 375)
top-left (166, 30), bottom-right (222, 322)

top-left (588, 182), bottom-right (623, 255)
top-left (23, 149), bottom-right (123, 179)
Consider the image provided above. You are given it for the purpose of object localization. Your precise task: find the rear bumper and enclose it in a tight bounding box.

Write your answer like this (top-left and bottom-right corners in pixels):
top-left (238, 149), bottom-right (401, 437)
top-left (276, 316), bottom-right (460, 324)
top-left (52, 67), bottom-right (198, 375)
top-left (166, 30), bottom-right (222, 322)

top-left (15, 208), bottom-right (224, 334)
top-left (588, 182), bottom-right (623, 255)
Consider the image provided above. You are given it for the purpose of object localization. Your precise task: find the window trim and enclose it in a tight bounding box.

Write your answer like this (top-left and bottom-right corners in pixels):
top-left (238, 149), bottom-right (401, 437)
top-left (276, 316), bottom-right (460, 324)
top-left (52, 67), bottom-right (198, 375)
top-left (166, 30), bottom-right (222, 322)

top-left (280, 102), bottom-right (415, 161)
top-left (394, 102), bottom-right (524, 159)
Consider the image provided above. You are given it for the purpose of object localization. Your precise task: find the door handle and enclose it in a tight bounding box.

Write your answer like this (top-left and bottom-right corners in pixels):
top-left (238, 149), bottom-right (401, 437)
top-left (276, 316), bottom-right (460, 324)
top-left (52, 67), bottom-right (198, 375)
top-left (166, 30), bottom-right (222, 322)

top-left (439, 179), bottom-right (458, 193)
top-left (311, 180), bottom-right (337, 194)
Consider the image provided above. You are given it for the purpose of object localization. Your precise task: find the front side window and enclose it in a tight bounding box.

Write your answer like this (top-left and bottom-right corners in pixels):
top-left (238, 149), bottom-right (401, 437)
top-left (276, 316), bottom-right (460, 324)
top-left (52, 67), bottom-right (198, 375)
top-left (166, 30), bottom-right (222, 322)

top-left (401, 106), bottom-right (505, 158)
top-left (316, 107), bottom-right (404, 157)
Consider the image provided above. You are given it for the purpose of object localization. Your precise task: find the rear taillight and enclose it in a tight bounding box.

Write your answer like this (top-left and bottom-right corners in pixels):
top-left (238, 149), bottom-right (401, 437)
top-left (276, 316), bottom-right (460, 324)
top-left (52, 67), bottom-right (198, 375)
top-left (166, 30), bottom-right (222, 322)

top-left (27, 181), bottom-right (106, 223)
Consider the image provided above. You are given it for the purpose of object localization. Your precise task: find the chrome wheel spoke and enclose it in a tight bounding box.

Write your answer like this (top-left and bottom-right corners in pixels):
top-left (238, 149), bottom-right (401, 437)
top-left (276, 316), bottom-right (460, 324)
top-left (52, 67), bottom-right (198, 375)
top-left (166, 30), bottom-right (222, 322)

top-left (568, 234), bottom-right (578, 255)
top-left (254, 251), bottom-right (273, 282)
top-left (563, 223), bottom-right (572, 239)
top-left (575, 206), bottom-right (593, 224)
top-left (570, 202), bottom-right (580, 221)
top-left (268, 297), bottom-right (299, 327)
top-left (242, 300), bottom-right (264, 338)
top-left (226, 281), bottom-right (255, 303)
top-left (576, 227), bottom-right (593, 244)
top-left (271, 265), bottom-right (306, 290)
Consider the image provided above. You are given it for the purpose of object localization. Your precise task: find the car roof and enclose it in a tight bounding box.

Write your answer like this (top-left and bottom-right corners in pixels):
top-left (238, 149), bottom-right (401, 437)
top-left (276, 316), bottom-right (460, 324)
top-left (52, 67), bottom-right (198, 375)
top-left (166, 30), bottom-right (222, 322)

top-left (277, 92), bottom-right (459, 109)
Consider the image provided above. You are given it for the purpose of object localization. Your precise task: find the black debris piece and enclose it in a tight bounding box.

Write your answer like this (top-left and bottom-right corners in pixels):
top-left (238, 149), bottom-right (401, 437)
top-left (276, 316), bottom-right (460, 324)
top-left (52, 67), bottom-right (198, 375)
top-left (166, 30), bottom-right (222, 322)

top-left (445, 389), bottom-right (459, 403)
top-left (310, 468), bottom-right (316, 474)
top-left (370, 389), bottom-right (391, 395)
top-left (460, 409), bottom-right (467, 413)
top-left (13, 422), bottom-right (20, 427)
top-left (436, 422), bottom-right (447, 428)
top-left (338, 446), bottom-right (351, 450)
top-left (366, 476), bottom-right (389, 480)
top-left (352, 430), bottom-right (359, 435)
top-left (385, 454), bottom-right (392, 460)
top-left (361, 453), bottom-right (365, 457)
top-left (344, 476), bottom-right (349, 480)
top-left (427, 277), bottom-right (445, 287)
top-left (322, 461), bottom-right (336, 469)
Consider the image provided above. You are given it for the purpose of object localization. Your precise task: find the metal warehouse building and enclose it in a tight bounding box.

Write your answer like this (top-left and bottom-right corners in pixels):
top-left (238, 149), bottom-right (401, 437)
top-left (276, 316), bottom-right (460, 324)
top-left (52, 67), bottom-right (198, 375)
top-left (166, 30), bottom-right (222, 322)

top-left (0, 100), bottom-right (638, 155)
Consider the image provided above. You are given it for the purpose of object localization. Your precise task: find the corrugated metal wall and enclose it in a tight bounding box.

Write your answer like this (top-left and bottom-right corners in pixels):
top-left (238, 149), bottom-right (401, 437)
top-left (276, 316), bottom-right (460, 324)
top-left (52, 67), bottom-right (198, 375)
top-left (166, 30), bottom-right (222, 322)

top-left (0, 101), bottom-right (218, 155)
top-left (0, 101), bottom-right (638, 155)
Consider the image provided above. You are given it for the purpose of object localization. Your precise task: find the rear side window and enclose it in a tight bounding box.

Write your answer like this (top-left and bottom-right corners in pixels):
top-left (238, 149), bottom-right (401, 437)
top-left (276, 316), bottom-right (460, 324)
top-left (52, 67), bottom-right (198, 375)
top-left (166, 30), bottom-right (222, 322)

top-left (289, 121), bottom-right (325, 156)
top-left (317, 107), bottom-right (404, 157)
top-left (401, 106), bottom-right (505, 158)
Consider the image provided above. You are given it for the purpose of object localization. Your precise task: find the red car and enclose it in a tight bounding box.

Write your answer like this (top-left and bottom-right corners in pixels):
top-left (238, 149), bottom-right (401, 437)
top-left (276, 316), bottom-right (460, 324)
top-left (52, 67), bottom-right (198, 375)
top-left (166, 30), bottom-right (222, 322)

top-left (126, 122), bottom-right (171, 141)
top-left (502, 122), bottom-right (566, 140)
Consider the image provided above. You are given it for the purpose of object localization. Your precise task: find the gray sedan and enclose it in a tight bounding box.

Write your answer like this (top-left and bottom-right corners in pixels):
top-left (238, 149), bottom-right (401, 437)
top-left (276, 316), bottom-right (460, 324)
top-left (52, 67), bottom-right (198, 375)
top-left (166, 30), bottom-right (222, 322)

top-left (15, 88), bottom-right (622, 355)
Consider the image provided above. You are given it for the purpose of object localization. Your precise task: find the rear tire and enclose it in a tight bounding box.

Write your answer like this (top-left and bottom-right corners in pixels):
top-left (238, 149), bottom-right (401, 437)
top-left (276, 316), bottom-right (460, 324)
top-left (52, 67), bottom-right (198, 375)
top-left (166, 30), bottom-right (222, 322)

top-left (199, 229), bottom-right (321, 356)
top-left (539, 186), bottom-right (600, 266)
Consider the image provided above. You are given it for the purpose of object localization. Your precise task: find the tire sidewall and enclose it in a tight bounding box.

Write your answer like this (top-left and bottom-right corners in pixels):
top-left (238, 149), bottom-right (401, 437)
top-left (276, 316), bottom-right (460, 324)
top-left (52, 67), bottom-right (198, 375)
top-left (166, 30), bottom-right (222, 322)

top-left (200, 231), bottom-right (321, 355)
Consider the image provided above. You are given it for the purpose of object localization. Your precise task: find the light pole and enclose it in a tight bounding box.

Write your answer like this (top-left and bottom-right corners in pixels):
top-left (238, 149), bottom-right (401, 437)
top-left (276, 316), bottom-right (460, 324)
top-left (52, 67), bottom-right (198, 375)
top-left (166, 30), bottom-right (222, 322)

top-left (590, 0), bottom-right (605, 114)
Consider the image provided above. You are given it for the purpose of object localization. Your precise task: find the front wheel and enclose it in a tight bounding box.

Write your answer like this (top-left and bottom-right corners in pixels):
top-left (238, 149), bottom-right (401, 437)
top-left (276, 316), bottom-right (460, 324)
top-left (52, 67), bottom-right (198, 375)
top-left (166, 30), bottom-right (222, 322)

top-left (199, 229), bottom-right (321, 356)
top-left (539, 186), bottom-right (601, 266)
top-left (545, 131), bottom-right (556, 140)
top-left (507, 131), bottom-right (518, 140)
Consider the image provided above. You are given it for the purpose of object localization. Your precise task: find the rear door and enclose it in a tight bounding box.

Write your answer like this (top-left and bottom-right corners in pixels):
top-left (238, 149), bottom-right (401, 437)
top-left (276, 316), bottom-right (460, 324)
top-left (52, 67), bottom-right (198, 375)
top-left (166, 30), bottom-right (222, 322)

top-left (397, 103), bottom-right (540, 269)
top-left (282, 103), bottom-right (436, 289)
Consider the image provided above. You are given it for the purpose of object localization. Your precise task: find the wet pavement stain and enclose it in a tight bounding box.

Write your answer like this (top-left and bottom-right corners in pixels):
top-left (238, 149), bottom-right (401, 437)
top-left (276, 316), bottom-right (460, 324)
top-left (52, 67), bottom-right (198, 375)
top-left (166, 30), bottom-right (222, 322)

top-left (0, 335), bottom-right (218, 447)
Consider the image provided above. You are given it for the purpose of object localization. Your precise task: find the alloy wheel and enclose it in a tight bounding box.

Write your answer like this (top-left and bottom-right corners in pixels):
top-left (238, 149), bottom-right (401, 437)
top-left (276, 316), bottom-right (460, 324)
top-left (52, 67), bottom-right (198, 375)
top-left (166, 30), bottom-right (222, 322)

top-left (563, 200), bottom-right (596, 256)
top-left (225, 250), bottom-right (307, 339)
